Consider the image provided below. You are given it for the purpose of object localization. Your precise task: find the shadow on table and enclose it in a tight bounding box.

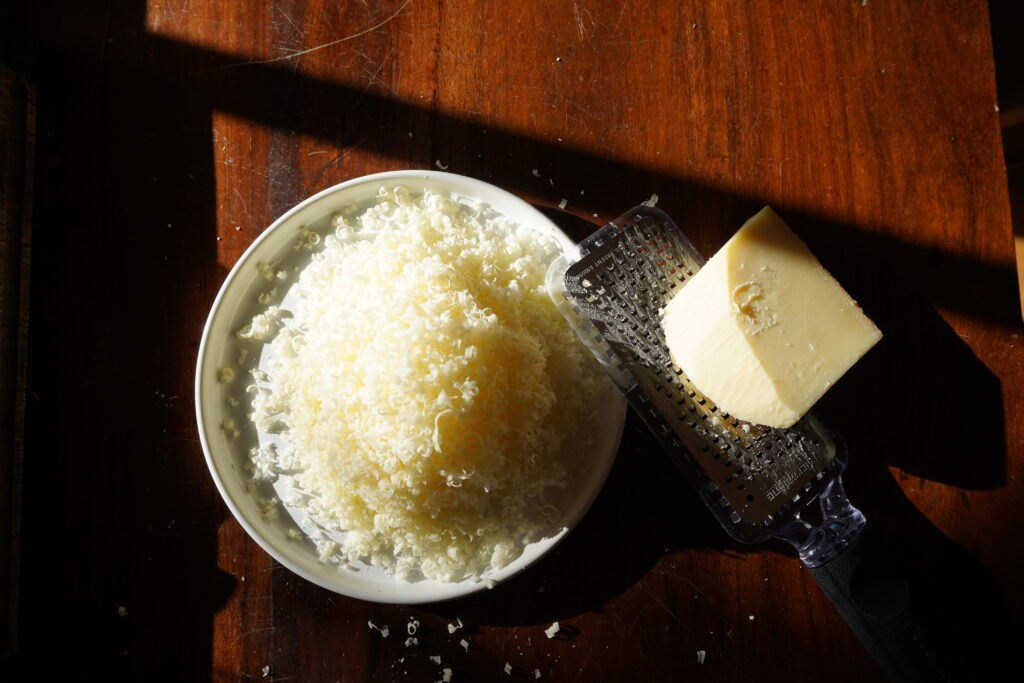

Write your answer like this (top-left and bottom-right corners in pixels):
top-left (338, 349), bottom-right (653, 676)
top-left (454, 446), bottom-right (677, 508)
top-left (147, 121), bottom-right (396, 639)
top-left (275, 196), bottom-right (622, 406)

top-left (420, 167), bottom-right (1021, 679)
top-left (426, 207), bottom-right (1020, 674)
top-left (10, 2), bottom-right (240, 681)
top-left (13, 0), bottom-right (1021, 677)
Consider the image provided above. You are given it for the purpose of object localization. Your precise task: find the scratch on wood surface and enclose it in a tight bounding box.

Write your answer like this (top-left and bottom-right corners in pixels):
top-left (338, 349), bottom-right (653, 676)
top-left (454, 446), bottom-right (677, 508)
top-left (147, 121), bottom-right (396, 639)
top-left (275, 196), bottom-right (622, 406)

top-left (522, 85), bottom-right (602, 123)
top-left (572, 648), bottom-right (594, 681)
top-left (274, 4), bottom-right (302, 33)
top-left (233, 186), bottom-right (253, 224)
top-left (651, 569), bottom-right (713, 600)
top-left (627, 607), bottom-right (646, 634)
top-left (262, 0), bottom-right (411, 62)
top-left (147, 1), bottom-right (193, 33)
top-left (234, 625), bottom-right (276, 643)
top-left (361, 46), bottom-right (396, 95)
top-left (611, 607), bottom-right (648, 644)
top-left (217, 158), bottom-right (270, 178)
top-left (572, 1), bottom-right (587, 40)
top-left (650, 594), bottom-right (694, 635)
top-left (195, 0), bottom-right (413, 74)
top-left (610, 1), bottom-right (628, 37)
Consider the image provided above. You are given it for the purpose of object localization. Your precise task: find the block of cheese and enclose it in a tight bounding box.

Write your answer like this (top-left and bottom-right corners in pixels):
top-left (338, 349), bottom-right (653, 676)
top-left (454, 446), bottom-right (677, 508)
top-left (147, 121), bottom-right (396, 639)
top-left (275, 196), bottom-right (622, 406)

top-left (661, 207), bottom-right (881, 428)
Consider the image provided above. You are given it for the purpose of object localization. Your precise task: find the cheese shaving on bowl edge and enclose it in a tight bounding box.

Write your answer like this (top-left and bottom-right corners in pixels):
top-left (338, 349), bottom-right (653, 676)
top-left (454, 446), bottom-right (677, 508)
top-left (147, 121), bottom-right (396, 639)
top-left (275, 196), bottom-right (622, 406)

top-left (244, 185), bottom-right (610, 583)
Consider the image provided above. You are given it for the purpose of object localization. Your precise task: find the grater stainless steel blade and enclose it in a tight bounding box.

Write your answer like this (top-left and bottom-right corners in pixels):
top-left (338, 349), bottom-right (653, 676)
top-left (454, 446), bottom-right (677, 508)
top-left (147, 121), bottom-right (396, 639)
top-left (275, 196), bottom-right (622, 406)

top-left (546, 205), bottom-right (966, 682)
top-left (546, 205), bottom-right (858, 553)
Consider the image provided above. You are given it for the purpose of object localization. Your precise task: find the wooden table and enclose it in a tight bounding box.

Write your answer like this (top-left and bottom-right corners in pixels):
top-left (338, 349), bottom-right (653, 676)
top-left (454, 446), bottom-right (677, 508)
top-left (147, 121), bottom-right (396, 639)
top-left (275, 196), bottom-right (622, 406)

top-left (7, 1), bottom-right (1022, 680)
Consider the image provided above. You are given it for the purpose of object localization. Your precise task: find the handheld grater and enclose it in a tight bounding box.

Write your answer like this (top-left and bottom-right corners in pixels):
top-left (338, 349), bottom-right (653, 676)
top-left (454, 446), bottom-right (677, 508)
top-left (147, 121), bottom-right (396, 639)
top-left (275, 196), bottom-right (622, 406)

top-left (546, 205), bottom-right (965, 682)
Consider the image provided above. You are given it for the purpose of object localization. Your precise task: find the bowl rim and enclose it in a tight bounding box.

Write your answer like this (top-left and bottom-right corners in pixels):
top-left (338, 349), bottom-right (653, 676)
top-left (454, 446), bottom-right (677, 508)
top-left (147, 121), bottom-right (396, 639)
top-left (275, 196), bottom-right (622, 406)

top-left (194, 169), bottom-right (626, 603)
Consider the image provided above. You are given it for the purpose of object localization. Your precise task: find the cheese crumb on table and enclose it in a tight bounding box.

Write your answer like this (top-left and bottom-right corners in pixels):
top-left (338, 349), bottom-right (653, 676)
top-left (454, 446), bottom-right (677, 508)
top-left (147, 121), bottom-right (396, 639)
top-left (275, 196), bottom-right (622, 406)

top-left (367, 621), bottom-right (390, 638)
top-left (544, 621), bottom-right (560, 638)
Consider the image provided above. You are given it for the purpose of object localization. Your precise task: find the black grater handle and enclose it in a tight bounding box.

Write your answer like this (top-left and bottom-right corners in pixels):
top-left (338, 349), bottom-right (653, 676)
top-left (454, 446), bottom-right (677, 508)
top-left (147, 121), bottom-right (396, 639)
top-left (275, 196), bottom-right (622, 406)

top-left (808, 526), bottom-right (970, 682)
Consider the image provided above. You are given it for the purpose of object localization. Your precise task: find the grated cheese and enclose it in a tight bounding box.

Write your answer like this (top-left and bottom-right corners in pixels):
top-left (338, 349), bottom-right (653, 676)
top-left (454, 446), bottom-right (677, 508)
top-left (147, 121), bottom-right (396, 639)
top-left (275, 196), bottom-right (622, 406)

top-left (237, 306), bottom-right (288, 342)
top-left (247, 186), bottom-right (610, 583)
top-left (544, 622), bottom-right (559, 638)
top-left (221, 419), bottom-right (240, 439)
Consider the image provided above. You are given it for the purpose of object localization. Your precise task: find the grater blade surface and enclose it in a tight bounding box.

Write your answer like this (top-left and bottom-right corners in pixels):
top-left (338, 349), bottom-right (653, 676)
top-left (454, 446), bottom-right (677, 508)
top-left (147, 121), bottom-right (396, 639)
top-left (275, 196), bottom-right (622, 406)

top-left (547, 206), bottom-right (844, 543)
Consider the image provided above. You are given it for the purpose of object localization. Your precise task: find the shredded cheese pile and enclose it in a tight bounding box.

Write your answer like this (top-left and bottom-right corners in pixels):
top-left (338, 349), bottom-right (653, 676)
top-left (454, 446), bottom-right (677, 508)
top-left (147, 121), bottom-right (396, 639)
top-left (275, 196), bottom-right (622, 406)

top-left (247, 186), bottom-right (608, 582)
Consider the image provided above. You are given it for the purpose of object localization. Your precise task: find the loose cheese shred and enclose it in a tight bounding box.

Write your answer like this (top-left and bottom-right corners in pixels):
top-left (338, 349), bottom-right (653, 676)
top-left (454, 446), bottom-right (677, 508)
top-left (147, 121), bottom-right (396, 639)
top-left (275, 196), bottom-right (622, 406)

top-left (247, 187), bottom-right (609, 582)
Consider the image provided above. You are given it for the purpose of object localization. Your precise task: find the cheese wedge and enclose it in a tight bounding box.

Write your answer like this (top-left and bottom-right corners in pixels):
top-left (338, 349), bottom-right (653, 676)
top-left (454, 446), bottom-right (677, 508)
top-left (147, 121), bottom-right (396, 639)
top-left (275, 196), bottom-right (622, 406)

top-left (661, 207), bottom-right (881, 428)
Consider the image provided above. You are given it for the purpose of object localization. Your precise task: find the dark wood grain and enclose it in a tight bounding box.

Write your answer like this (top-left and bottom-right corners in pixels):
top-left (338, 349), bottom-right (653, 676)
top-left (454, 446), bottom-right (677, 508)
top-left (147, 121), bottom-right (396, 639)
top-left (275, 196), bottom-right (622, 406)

top-left (0, 63), bottom-right (34, 662)
top-left (7, 1), bottom-right (1022, 681)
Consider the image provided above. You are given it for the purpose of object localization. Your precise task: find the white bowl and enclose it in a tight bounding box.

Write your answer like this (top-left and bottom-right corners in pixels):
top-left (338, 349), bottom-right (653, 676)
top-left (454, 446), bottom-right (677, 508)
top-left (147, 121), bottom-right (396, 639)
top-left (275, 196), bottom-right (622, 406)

top-left (195, 170), bottom-right (626, 603)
